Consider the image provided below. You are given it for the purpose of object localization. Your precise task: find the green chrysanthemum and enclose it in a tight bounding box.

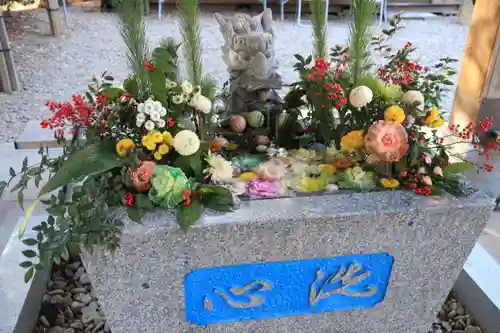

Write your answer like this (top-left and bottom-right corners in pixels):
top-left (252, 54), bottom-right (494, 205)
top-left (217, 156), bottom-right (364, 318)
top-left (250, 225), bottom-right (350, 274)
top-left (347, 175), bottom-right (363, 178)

top-left (149, 165), bottom-right (191, 208)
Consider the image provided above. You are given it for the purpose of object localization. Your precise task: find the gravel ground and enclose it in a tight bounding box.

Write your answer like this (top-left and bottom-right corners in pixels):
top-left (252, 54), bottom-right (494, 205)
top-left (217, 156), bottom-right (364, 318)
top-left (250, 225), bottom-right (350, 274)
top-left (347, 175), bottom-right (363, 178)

top-left (0, 8), bottom-right (469, 143)
top-left (35, 257), bottom-right (483, 333)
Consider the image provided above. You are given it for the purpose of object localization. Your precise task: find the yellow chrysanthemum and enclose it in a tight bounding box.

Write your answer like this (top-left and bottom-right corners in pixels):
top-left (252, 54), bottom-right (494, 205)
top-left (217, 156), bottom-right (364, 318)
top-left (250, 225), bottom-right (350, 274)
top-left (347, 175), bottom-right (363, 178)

top-left (424, 107), bottom-right (440, 125)
top-left (141, 135), bottom-right (156, 151)
top-left (384, 105), bottom-right (406, 124)
top-left (162, 131), bottom-right (174, 145)
top-left (429, 117), bottom-right (445, 128)
top-left (153, 151), bottom-right (163, 161)
top-left (380, 178), bottom-right (400, 189)
top-left (116, 139), bottom-right (135, 157)
top-left (158, 144), bottom-right (170, 155)
top-left (239, 172), bottom-right (258, 182)
top-left (340, 130), bottom-right (365, 153)
top-left (319, 164), bottom-right (337, 173)
top-left (151, 131), bottom-right (163, 144)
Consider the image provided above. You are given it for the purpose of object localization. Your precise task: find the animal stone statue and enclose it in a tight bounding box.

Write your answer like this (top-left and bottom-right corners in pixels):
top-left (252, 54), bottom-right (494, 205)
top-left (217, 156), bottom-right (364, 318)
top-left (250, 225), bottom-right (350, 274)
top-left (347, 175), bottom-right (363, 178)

top-left (215, 9), bottom-right (282, 114)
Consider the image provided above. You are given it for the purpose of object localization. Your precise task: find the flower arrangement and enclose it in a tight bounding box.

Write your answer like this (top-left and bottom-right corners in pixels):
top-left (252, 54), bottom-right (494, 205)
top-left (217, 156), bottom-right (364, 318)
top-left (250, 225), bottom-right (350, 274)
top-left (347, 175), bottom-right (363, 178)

top-left (5, 0), bottom-right (498, 282)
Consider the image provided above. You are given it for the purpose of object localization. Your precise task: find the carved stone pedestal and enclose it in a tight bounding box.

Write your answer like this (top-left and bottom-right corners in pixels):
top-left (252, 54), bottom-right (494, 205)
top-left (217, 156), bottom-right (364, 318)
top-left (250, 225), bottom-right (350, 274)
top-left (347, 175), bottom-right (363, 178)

top-left (83, 191), bottom-right (492, 333)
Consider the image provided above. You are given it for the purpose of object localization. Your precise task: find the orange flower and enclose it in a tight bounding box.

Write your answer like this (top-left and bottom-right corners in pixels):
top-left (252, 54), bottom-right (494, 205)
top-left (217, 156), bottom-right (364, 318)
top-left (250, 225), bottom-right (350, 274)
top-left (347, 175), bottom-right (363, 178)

top-left (128, 161), bottom-right (156, 192)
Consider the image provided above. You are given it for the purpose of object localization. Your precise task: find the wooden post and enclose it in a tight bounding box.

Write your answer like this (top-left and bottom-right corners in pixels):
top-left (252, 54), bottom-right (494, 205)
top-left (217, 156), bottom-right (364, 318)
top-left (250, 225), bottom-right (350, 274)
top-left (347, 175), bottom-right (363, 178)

top-left (449, 0), bottom-right (500, 128)
top-left (0, 12), bottom-right (20, 91)
top-left (0, 12), bottom-right (11, 92)
top-left (45, 0), bottom-right (65, 36)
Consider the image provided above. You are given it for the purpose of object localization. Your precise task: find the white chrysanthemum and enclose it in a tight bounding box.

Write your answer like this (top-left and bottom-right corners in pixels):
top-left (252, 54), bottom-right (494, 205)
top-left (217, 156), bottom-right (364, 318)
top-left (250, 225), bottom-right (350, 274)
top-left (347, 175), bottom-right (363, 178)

top-left (172, 95), bottom-right (184, 104)
top-left (402, 90), bottom-right (424, 110)
top-left (144, 120), bottom-right (155, 131)
top-left (136, 113), bottom-right (146, 127)
top-left (173, 130), bottom-right (200, 156)
top-left (150, 111), bottom-right (161, 122)
top-left (181, 81), bottom-right (194, 94)
top-left (349, 86), bottom-right (373, 108)
top-left (204, 150), bottom-right (234, 184)
top-left (137, 103), bottom-right (145, 114)
top-left (189, 93), bottom-right (212, 114)
top-left (144, 100), bottom-right (155, 115)
top-left (156, 119), bottom-right (166, 128)
top-left (166, 81), bottom-right (177, 89)
top-left (158, 107), bottom-right (167, 117)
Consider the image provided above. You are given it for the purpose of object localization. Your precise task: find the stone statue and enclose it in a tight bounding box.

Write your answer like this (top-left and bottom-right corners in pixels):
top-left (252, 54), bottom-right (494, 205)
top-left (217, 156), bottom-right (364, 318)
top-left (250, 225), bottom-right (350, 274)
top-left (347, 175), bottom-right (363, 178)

top-left (215, 9), bottom-right (282, 114)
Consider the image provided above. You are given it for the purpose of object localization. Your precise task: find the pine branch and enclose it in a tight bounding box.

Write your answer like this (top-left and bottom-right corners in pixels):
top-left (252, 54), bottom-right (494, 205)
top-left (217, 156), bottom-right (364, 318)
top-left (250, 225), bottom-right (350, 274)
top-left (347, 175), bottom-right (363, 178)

top-left (156, 37), bottom-right (181, 82)
top-left (177, 0), bottom-right (203, 85)
top-left (309, 0), bottom-right (328, 59)
top-left (347, 0), bottom-right (376, 85)
top-left (117, 0), bottom-right (151, 98)
top-left (200, 75), bottom-right (217, 101)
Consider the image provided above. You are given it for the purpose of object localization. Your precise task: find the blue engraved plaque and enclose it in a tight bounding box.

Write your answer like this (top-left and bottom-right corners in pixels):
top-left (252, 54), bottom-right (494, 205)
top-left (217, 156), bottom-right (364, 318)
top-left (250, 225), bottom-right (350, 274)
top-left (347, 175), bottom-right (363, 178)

top-left (184, 252), bottom-right (394, 325)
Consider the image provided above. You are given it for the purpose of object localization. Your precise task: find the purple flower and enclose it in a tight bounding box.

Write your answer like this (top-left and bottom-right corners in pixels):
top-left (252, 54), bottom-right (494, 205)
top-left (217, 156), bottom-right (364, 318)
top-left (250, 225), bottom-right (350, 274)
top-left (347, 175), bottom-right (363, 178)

top-left (247, 179), bottom-right (286, 199)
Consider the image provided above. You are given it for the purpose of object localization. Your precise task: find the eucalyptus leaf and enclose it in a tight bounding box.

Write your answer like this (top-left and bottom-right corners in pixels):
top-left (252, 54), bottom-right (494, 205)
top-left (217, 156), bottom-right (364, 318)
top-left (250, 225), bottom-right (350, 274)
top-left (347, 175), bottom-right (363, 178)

top-left (24, 267), bottom-right (34, 283)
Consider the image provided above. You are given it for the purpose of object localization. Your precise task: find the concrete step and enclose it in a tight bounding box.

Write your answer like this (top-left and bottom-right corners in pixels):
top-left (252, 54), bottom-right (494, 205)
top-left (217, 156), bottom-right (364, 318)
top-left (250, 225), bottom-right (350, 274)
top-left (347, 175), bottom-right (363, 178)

top-left (0, 215), bottom-right (49, 333)
top-left (14, 121), bottom-right (78, 150)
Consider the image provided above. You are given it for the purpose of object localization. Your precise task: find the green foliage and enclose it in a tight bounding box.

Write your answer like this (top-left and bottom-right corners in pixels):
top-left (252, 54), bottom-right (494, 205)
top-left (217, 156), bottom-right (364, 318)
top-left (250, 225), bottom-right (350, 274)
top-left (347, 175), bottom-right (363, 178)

top-left (39, 140), bottom-right (125, 197)
top-left (152, 38), bottom-right (181, 82)
top-left (347, 0), bottom-right (377, 85)
top-left (443, 162), bottom-right (473, 177)
top-left (200, 75), bottom-right (218, 102)
top-left (177, 200), bottom-right (202, 231)
top-left (177, 0), bottom-right (204, 85)
top-left (117, 0), bottom-right (151, 99)
top-left (199, 186), bottom-right (234, 211)
top-left (309, 0), bottom-right (328, 59)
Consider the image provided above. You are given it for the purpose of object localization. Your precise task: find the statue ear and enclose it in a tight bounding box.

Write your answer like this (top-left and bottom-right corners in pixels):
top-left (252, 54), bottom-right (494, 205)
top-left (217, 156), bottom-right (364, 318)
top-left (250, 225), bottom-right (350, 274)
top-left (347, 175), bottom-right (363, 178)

top-left (215, 13), bottom-right (228, 27)
top-left (260, 8), bottom-right (274, 33)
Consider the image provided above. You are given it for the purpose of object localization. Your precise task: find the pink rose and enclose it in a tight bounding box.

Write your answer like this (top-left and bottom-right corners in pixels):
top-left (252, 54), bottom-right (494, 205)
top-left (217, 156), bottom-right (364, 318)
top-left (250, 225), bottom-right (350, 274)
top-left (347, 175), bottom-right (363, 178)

top-left (128, 160), bottom-right (156, 192)
top-left (364, 120), bottom-right (409, 163)
top-left (433, 166), bottom-right (443, 177)
top-left (421, 175), bottom-right (432, 186)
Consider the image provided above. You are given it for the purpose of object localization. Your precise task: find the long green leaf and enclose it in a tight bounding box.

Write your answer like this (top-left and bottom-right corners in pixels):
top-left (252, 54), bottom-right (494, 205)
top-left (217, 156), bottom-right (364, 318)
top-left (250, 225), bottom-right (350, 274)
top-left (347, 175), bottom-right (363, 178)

top-left (309, 0), bottom-right (328, 58)
top-left (39, 140), bottom-right (125, 197)
top-left (177, 0), bottom-right (203, 85)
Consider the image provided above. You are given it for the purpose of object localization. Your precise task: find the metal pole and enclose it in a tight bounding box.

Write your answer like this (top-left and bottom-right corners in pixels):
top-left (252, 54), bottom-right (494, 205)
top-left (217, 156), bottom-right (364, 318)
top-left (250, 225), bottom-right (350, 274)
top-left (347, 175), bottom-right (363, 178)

top-left (0, 11), bottom-right (20, 91)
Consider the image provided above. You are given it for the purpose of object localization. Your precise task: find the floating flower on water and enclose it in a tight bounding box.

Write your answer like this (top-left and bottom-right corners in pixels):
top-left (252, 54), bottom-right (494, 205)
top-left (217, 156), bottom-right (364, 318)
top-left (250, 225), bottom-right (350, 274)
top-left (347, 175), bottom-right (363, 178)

top-left (340, 130), bottom-right (365, 153)
top-left (247, 179), bottom-right (286, 199)
top-left (337, 166), bottom-right (377, 191)
top-left (380, 178), bottom-right (400, 189)
top-left (172, 95), bottom-right (184, 104)
top-left (128, 160), bottom-right (156, 192)
top-left (189, 93), bottom-right (212, 114)
top-left (319, 164), bottom-right (337, 173)
top-left (402, 90), bottom-right (424, 111)
top-left (149, 165), bottom-right (191, 208)
top-left (434, 166), bottom-right (443, 177)
top-left (181, 81), bottom-right (194, 94)
top-left (254, 159), bottom-right (287, 181)
top-left (116, 138), bottom-right (135, 157)
top-left (364, 120), bottom-right (409, 163)
top-left (325, 184), bottom-right (339, 193)
top-left (239, 172), bottom-right (258, 182)
top-left (173, 130), bottom-right (200, 156)
top-left (384, 105), bottom-right (406, 124)
top-left (204, 150), bottom-right (234, 184)
top-left (349, 86), bottom-right (373, 108)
